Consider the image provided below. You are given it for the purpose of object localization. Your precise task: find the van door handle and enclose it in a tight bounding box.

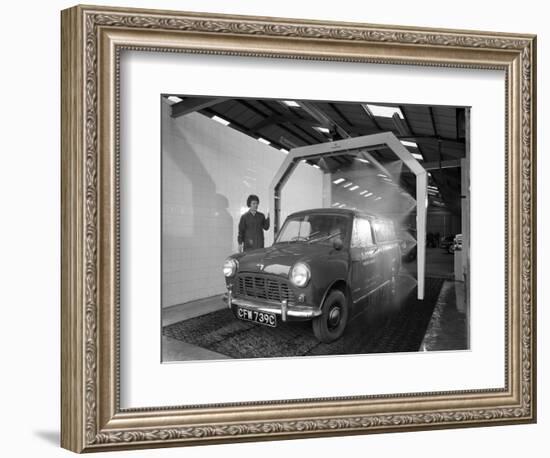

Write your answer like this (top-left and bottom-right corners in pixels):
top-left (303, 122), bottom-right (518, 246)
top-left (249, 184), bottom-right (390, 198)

top-left (366, 246), bottom-right (378, 256)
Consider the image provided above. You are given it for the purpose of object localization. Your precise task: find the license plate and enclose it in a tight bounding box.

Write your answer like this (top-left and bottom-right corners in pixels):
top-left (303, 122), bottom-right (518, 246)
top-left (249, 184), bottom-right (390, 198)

top-left (236, 307), bottom-right (277, 327)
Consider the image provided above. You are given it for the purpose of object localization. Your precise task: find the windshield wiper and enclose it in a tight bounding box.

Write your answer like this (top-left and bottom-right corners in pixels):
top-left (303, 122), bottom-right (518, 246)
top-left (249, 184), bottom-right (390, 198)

top-left (277, 230), bottom-right (322, 244)
top-left (307, 231), bottom-right (342, 244)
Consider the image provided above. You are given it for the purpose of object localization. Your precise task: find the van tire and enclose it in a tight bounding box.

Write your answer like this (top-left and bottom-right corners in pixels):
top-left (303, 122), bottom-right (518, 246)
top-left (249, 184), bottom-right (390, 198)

top-left (312, 289), bottom-right (349, 343)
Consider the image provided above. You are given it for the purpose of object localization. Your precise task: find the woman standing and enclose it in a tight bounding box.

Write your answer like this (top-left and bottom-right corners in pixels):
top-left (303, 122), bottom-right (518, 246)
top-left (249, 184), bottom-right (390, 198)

top-left (237, 194), bottom-right (270, 252)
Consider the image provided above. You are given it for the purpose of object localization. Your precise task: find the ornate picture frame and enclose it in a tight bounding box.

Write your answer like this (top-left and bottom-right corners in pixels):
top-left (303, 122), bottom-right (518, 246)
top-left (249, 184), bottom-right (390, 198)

top-left (61, 4), bottom-right (536, 453)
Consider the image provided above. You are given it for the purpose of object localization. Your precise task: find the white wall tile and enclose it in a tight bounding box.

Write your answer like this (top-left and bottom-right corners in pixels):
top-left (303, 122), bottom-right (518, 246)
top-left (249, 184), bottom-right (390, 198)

top-left (162, 105), bottom-right (323, 307)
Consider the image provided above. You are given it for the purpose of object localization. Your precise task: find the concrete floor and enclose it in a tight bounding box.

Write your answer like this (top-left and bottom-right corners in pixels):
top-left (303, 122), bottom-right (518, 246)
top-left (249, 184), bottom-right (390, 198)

top-left (162, 336), bottom-right (229, 362)
top-left (402, 246), bottom-right (456, 279)
top-left (162, 247), bottom-right (467, 361)
top-left (162, 295), bottom-right (229, 361)
top-left (163, 294), bottom-right (226, 327)
top-left (420, 280), bottom-right (468, 351)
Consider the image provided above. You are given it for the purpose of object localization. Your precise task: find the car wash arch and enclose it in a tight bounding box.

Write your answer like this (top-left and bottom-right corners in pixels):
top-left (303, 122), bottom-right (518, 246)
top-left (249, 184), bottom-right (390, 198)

top-left (268, 132), bottom-right (428, 300)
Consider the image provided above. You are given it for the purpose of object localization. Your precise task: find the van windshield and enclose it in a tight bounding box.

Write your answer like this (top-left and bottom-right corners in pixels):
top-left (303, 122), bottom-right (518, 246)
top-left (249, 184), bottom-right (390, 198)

top-left (275, 214), bottom-right (349, 245)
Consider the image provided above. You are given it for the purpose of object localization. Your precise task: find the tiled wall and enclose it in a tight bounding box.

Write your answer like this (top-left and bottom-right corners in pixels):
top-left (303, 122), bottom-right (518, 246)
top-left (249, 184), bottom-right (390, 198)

top-left (162, 104), bottom-right (324, 308)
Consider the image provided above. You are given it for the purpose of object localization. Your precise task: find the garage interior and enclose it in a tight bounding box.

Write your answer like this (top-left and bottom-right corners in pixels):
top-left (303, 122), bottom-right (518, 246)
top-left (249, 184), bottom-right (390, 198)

top-left (161, 95), bottom-right (469, 361)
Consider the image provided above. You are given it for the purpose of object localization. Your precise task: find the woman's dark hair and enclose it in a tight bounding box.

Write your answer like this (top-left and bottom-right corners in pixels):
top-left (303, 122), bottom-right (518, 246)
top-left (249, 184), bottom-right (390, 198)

top-left (246, 194), bottom-right (260, 207)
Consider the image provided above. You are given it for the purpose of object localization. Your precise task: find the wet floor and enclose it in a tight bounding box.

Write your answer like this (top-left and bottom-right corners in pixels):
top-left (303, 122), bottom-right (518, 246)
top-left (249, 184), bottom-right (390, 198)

top-left (162, 248), bottom-right (465, 361)
top-left (162, 276), bottom-right (444, 360)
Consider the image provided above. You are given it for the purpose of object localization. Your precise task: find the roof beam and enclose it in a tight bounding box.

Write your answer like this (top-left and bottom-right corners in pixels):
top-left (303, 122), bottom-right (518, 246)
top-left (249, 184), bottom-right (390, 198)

top-left (250, 115), bottom-right (322, 131)
top-left (201, 108), bottom-right (287, 150)
top-left (398, 106), bottom-right (414, 136)
top-left (171, 97), bottom-right (226, 118)
top-left (360, 104), bottom-right (383, 131)
top-left (398, 134), bottom-right (465, 145)
top-left (237, 99), bottom-right (321, 144)
top-left (422, 159), bottom-right (461, 170)
top-left (297, 101), bottom-right (350, 140)
top-left (297, 102), bottom-right (415, 195)
top-left (428, 106), bottom-right (439, 138)
top-left (328, 102), bottom-right (355, 129)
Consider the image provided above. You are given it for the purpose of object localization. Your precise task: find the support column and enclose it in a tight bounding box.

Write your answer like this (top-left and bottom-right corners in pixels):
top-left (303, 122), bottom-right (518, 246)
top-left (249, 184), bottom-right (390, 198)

top-left (416, 170), bottom-right (427, 300)
top-left (322, 173), bottom-right (332, 207)
top-left (462, 107), bottom-right (471, 347)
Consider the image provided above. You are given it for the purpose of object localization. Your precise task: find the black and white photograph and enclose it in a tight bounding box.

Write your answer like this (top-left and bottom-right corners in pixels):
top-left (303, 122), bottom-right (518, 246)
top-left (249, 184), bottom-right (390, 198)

top-left (2, 0), bottom-right (543, 455)
top-left (160, 96), bottom-right (470, 361)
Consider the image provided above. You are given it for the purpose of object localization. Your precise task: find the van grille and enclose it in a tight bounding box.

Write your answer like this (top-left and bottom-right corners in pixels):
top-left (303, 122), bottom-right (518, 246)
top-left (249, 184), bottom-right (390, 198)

top-left (235, 274), bottom-right (295, 304)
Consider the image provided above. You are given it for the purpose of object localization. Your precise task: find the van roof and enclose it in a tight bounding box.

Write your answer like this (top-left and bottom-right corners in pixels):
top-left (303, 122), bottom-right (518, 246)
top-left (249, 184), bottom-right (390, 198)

top-left (286, 207), bottom-right (390, 222)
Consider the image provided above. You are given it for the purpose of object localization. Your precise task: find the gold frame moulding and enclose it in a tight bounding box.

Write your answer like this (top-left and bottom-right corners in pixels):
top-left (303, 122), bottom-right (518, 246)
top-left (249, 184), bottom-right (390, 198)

top-left (61, 4), bottom-right (537, 453)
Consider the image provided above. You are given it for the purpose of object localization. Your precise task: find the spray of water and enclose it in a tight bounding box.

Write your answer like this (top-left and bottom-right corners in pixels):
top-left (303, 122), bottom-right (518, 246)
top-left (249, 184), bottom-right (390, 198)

top-left (331, 157), bottom-right (415, 225)
top-left (330, 154), bottom-right (420, 289)
top-left (280, 148), bottom-right (421, 290)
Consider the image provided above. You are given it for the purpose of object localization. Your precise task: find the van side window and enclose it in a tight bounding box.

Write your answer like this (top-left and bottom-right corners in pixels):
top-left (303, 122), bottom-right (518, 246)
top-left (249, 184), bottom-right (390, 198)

top-left (373, 220), bottom-right (395, 243)
top-left (372, 221), bottom-right (382, 243)
top-left (387, 221), bottom-right (396, 241)
top-left (351, 218), bottom-right (373, 248)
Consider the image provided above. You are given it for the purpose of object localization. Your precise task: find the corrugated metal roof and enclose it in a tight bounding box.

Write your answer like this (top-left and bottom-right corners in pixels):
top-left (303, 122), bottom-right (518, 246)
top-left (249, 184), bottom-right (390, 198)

top-left (165, 95), bottom-right (467, 214)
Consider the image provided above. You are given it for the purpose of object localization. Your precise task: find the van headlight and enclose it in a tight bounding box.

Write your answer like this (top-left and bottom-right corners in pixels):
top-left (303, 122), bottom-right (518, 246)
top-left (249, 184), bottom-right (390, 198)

top-left (223, 258), bottom-right (238, 277)
top-left (290, 262), bottom-right (311, 287)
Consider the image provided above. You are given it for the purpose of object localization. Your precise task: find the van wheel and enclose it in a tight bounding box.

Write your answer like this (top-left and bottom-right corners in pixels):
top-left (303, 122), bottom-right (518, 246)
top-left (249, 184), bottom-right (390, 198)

top-left (312, 289), bottom-right (349, 343)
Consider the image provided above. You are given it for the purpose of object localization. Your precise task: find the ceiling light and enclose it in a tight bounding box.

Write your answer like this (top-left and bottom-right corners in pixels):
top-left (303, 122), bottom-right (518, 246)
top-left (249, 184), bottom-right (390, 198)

top-left (364, 104), bottom-right (404, 119)
top-left (401, 140), bottom-right (418, 148)
top-left (339, 204), bottom-right (346, 208)
top-left (377, 173), bottom-right (387, 178)
top-left (166, 96), bottom-right (183, 104)
top-left (282, 100), bottom-right (300, 107)
top-left (280, 148), bottom-right (289, 154)
top-left (343, 182), bottom-right (353, 188)
top-left (333, 178), bottom-right (345, 184)
top-left (312, 164), bottom-right (320, 169)
top-left (315, 126), bottom-right (331, 134)
top-left (355, 158), bottom-right (370, 164)
top-left (428, 185), bottom-right (438, 190)
top-left (332, 202), bottom-right (340, 207)
top-left (211, 115), bottom-right (230, 126)
top-left (375, 196), bottom-right (383, 201)
top-left (412, 153), bottom-right (424, 160)
top-left (364, 192), bottom-right (374, 197)
top-left (349, 185), bottom-right (359, 191)
top-left (257, 137), bottom-right (271, 145)
top-left (359, 190), bottom-right (368, 195)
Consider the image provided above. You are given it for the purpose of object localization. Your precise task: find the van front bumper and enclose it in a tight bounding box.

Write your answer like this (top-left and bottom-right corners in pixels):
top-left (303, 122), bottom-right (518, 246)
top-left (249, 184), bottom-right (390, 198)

top-left (222, 292), bottom-right (321, 322)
